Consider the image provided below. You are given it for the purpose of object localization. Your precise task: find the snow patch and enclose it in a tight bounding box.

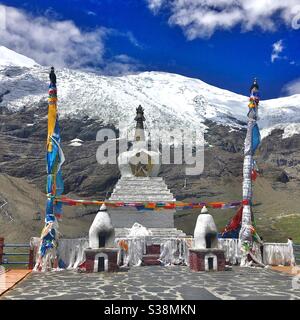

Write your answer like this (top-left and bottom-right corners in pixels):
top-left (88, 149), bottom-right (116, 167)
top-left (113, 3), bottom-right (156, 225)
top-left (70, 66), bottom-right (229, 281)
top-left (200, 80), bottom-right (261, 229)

top-left (70, 138), bottom-right (83, 143)
top-left (69, 141), bottom-right (82, 147)
top-left (0, 46), bottom-right (38, 68)
top-left (69, 138), bottom-right (83, 147)
top-left (0, 47), bottom-right (299, 140)
top-left (261, 123), bottom-right (300, 140)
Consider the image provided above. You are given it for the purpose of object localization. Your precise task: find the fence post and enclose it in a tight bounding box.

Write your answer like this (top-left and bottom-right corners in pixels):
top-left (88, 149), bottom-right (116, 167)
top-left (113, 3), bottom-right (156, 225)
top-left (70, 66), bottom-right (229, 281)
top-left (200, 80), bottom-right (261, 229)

top-left (0, 238), bottom-right (4, 265)
top-left (28, 247), bottom-right (34, 270)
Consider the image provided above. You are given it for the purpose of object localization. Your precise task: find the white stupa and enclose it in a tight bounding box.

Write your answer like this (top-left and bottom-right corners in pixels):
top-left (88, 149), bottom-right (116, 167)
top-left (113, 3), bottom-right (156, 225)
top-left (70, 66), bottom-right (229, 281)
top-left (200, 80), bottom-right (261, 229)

top-left (108, 105), bottom-right (185, 239)
top-left (193, 206), bottom-right (218, 249)
top-left (88, 203), bottom-right (115, 248)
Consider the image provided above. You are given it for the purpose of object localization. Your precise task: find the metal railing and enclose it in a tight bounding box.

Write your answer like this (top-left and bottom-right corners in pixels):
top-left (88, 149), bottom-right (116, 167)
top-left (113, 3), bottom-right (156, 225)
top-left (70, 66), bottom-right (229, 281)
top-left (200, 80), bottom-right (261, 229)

top-left (0, 238), bottom-right (34, 269)
top-left (294, 244), bottom-right (300, 264)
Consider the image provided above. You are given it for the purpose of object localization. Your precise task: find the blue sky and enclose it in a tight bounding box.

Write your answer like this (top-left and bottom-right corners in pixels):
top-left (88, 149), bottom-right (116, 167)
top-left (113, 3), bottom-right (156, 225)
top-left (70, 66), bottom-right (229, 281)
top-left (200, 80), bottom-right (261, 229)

top-left (0, 0), bottom-right (300, 98)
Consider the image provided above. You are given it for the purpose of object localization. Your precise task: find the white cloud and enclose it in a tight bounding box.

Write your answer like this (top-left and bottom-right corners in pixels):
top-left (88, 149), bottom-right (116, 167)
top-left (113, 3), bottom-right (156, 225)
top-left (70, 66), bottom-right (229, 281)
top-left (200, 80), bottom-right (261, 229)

top-left (148, 0), bottom-right (165, 12)
top-left (0, 4), bottom-right (141, 74)
top-left (0, 5), bottom-right (107, 69)
top-left (109, 29), bottom-right (143, 48)
top-left (282, 78), bottom-right (300, 95)
top-left (146, 0), bottom-right (300, 39)
top-left (86, 11), bottom-right (97, 16)
top-left (125, 31), bottom-right (143, 48)
top-left (103, 55), bottom-right (142, 76)
top-left (271, 39), bottom-right (284, 63)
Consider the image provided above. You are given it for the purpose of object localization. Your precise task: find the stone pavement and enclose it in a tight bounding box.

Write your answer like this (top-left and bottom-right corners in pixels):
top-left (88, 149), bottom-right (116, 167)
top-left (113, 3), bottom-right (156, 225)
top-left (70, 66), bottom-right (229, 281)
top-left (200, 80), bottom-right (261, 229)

top-left (1, 266), bottom-right (300, 300)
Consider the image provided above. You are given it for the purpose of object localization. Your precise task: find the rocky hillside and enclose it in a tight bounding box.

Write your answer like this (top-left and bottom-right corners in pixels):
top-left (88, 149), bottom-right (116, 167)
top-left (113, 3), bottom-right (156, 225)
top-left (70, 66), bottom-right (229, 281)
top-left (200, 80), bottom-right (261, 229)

top-left (0, 174), bottom-right (96, 243)
top-left (0, 103), bottom-right (299, 243)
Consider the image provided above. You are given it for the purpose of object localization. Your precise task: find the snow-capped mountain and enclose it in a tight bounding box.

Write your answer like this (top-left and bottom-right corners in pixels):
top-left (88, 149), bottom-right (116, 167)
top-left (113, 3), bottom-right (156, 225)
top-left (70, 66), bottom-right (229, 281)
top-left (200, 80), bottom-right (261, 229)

top-left (0, 46), bottom-right (39, 68)
top-left (1, 47), bottom-right (300, 243)
top-left (0, 46), bottom-right (299, 140)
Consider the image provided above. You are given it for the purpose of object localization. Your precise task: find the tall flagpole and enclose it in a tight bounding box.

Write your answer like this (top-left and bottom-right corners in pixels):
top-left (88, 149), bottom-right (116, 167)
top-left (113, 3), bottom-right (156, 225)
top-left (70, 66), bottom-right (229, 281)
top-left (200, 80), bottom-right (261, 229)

top-left (239, 78), bottom-right (261, 267)
top-left (34, 67), bottom-right (64, 271)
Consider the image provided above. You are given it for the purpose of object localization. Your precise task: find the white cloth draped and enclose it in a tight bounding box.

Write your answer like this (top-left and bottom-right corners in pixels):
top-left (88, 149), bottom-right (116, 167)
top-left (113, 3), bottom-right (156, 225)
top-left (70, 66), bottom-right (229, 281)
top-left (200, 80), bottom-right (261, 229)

top-left (30, 237), bottom-right (296, 269)
top-left (263, 242), bottom-right (295, 266)
top-left (219, 238), bottom-right (295, 266)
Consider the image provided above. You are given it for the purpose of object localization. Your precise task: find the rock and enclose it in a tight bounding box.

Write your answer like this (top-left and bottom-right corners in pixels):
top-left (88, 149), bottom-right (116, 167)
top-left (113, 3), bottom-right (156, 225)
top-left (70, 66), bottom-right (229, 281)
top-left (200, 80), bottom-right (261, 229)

top-left (277, 171), bottom-right (289, 183)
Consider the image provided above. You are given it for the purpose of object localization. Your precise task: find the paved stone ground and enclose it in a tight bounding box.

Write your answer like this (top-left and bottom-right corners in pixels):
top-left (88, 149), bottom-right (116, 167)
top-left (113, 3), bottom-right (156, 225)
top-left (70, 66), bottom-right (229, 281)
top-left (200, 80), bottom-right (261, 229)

top-left (1, 266), bottom-right (300, 300)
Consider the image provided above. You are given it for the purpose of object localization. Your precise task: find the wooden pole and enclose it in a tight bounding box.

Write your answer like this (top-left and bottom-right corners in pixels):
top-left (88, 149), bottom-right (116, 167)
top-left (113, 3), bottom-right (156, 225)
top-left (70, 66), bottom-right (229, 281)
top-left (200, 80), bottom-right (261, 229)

top-left (28, 247), bottom-right (34, 270)
top-left (0, 237), bottom-right (4, 265)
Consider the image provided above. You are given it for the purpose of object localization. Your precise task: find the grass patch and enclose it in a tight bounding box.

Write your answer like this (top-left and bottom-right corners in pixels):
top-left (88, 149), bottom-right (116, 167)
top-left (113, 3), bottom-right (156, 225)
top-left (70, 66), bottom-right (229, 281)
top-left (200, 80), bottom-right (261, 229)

top-left (274, 216), bottom-right (300, 243)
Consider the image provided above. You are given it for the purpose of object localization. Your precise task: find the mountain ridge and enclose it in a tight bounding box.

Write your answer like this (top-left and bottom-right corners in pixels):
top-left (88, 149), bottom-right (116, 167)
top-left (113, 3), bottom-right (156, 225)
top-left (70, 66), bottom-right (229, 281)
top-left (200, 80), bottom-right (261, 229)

top-left (0, 47), bottom-right (300, 242)
top-left (0, 46), bottom-right (39, 68)
top-left (0, 46), bottom-right (300, 142)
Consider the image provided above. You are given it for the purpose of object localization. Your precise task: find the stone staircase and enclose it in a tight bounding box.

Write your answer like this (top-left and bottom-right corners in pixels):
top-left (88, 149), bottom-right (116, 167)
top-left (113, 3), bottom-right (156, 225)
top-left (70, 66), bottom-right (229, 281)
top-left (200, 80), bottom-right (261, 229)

top-left (115, 227), bottom-right (187, 239)
top-left (114, 227), bottom-right (192, 267)
top-left (109, 177), bottom-right (175, 202)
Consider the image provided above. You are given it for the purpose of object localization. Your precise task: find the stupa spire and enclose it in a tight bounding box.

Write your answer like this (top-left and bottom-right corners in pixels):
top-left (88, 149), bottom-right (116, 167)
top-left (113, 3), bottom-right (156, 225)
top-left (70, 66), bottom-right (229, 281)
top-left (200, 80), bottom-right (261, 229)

top-left (134, 105), bottom-right (145, 141)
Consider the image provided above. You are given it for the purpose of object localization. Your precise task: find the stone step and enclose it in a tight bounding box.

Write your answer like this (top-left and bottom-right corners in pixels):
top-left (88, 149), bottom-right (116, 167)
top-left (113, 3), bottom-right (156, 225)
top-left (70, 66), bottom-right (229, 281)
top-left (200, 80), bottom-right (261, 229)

top-left (111, 193), bottom-right (173, 197)
top-left (148, 229), bottom-right (184, 234)
top-left (118, 177), bottom-right (165, 181)
top-left (114, 183), bottom-right (169, 188)
top-left (149, 228), bottom-right (183, 231)
top-left (114, 228), bottom-right (187, 239)
top-left (117, 177), bottom-right (166, 181)
top-left (115, 232), bottom-right (183, 236)
top-left (115, 228), bottom-right (185, 232)
top-left (116, 178), bottom-right (167, 184)
top-left (117, 178), bottom-right (166, 182)
top-left (109, 193), bottom-right (175, 198)
top-left (111, 191), bottom-right (172, 196)
top-left (120, 177), bottom-right (164, 181)
top-left (115, 185), bottom-right (168, 189)
top-left (115, 181), bottom-right (168, 185)
top-left (113, 184), bottom-right (170, 188)
top-left (115, 228), bottom-right (185, 234)
top-left (109, 196), bottom-right (175, 201)
top-left (144, 235), bottom-right (187, 239)
top-left (114, 184), bottom-right (169, 190)
top-left (146, 244), bottom-right (161, 255)
top-left (112, 190), bottom-right (171, 195)
top-left (148, 234), bottom-right (183, 236)
top-left (142, 254), bottom-right (161, 266)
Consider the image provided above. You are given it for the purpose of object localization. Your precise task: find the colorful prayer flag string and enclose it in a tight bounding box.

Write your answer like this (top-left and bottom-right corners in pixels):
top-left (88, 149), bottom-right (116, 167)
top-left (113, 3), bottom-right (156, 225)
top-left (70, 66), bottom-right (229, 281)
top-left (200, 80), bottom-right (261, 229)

top-left (55, 197), bottom-right (248, 211)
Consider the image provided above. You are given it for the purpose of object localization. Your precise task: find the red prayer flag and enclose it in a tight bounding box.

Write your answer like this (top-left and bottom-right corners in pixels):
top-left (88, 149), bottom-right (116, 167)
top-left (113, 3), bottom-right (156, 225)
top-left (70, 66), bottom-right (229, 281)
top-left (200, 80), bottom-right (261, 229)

top-left (222, 206), bottom-right (243, 234)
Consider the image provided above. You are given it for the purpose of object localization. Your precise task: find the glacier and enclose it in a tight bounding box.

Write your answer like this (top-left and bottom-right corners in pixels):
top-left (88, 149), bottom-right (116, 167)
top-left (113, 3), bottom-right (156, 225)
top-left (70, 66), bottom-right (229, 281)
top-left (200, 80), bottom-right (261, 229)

top-left (0, 46), bottom-right (300, 141)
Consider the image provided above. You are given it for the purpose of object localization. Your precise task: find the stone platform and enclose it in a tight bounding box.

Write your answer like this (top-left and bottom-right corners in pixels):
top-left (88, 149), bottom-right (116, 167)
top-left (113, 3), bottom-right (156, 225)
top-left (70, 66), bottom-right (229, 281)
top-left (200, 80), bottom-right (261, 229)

top-left (1, 266), bottom-right (300, 300)
top-left (115, 227), bottom-right (187, 239)
top-left (109, 177), bottom-right (175, 202)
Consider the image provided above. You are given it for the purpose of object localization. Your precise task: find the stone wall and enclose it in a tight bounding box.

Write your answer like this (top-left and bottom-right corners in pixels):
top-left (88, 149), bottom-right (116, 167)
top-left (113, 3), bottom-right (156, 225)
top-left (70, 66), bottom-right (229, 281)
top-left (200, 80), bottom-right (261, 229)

top-left (189, 249), bottom-right (226, 272)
